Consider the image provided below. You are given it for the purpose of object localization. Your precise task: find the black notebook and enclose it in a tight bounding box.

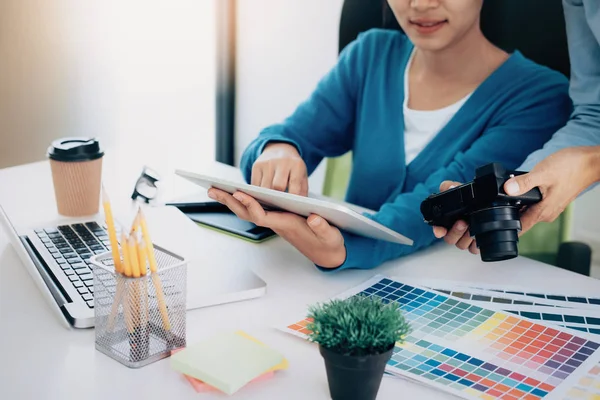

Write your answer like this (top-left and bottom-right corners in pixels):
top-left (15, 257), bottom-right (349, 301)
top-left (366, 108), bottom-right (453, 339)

top-left (166, 202), bottom-right (277, 243)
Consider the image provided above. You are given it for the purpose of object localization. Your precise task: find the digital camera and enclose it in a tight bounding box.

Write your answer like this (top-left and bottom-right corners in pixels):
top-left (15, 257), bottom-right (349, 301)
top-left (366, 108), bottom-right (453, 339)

top-left (420, 163), bottom-right (542, 262)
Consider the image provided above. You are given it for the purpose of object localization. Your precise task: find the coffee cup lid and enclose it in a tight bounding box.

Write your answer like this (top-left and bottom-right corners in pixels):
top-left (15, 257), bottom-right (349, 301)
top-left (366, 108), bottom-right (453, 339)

top-left (48, 137), bottom-right (104, 162)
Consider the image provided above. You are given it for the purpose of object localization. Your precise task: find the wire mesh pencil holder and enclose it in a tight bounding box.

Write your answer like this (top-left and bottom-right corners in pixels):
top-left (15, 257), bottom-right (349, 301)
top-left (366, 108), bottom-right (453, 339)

top-left (90, 245), bottom-right (187, 368)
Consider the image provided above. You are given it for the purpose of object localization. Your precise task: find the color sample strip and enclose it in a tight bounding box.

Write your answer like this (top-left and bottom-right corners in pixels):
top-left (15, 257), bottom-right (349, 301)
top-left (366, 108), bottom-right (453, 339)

top-left (430, 289), bottom-right (600, 337)
top-left (402, 278), bottom-right (595, 311)
top-left (483, 290), bottom-right (600, 308)
top-left (455, 299), bottom-right (600, 336)
top-left (501, 309), bottom-right (600, 336)
top-left (389, 339), bottom-right (554, 399)
top-left (435, 289), bottom-right (559, 308)
top-left (284, 275), bottom-right (600, 400)
top-left (401, 278), bottom-right (600, 310)
top-left (563, 364), bottom-right (600, 400)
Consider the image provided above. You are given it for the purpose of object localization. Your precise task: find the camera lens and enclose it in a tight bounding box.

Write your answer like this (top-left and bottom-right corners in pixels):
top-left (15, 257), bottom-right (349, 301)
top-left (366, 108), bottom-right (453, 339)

top-left (469, 206), bottom-right (522, 262)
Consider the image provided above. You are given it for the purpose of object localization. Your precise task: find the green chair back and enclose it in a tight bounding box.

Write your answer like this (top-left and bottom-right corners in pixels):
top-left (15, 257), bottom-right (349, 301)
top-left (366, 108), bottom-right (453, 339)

top-left (518, 205), bottom-right (573, 265)
top-left (321, 155), bottom-right (573, 266)
top-left (322, 153), bottom-right (353, 201)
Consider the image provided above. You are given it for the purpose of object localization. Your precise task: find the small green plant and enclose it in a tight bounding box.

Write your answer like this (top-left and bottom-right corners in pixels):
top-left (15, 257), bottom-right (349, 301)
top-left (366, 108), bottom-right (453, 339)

top-left (306, 295), bottom-right (411, 357)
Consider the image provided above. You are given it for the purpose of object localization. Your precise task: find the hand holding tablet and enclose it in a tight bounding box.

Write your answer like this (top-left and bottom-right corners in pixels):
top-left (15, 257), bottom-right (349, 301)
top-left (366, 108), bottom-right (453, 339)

top-left (175, 169), bottom-right (413, 246)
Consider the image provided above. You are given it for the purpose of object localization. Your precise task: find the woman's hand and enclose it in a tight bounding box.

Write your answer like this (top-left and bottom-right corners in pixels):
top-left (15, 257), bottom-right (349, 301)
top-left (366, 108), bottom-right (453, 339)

top-left (251, 142), bottom-right (309, 196)
top-left (207, 188), bottom-right (346, 268)
top-left (431, 181), bottom-right (480, 255)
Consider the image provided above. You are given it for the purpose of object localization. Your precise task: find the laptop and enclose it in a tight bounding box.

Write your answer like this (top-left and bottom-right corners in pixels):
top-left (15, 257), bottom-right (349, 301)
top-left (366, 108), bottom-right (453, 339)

top-left (0, 203), bottom-right (267, 329)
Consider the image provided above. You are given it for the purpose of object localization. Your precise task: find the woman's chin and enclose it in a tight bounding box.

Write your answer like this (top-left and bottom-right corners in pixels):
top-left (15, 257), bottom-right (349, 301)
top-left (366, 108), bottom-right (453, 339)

top-left (407, 36), bottom-right (453, 53)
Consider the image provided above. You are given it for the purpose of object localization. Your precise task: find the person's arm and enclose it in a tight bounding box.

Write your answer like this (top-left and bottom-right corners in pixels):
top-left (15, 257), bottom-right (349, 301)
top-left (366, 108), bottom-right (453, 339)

top-left (503, 145), bottom-right (600, 234)
top-left (493, 1), bottom-right (600, 235)
top-left (239, 31), bottom-right (375, 183)
top-left (435, 2), bottom-right (600, 248)
top-left (519, 0), bottom-right (600, 173)
top-left (328, 75), bottom-right (572, 271)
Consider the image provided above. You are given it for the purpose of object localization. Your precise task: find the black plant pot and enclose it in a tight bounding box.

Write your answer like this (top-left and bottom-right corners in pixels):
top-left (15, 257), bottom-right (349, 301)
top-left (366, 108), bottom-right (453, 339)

top-left (319, 344), bottom-right (394, 400)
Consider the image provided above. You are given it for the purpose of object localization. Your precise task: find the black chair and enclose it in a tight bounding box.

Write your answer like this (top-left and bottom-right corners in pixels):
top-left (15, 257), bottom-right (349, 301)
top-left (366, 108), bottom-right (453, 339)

top-left (334, 0), bottom-right (592, 276)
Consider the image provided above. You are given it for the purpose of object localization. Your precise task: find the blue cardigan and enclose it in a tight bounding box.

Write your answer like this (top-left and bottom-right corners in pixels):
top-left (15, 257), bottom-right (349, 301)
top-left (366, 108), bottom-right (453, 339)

top-left (240, 29), bottom-right (572, 271)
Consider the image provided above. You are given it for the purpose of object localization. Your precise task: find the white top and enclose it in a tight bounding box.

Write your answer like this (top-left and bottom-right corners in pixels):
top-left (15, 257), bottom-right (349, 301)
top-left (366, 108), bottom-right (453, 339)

top-left (403, 50), bottom-right (472, 165)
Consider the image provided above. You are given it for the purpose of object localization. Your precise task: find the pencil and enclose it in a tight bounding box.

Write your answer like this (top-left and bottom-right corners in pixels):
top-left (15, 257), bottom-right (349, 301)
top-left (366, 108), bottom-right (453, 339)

top-left (137, 239), bottom-right (147, 276)
top-left (107, 274), bottom-right (126, 332)
top-left (101, 185), bottom-right (121, 272)
top-left (137, 208), bottom-right (158, 273)
top-left (128, 235), bottom-right (141, 279)
top-left (129, 210), bottom-right (140, 236)
top-left (150, 270), bottom-right (171, 331)
top-left (128, 235), bottom-right (142, 332)
top-left (137, 240), bottom-right (149, 331)
top-left (107, 233), bottom-right (127, 332)
top-left (121, 233), bottom-right (134, 334)
top-left (137, 208), bottom-right (171, 331)
top-left (121, 232), bottom-right (133, 278)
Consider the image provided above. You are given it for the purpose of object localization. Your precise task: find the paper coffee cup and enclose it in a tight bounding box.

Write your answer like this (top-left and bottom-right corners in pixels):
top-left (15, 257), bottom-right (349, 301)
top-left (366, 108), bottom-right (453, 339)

top-left (48, 137), bottom-right (104, 217)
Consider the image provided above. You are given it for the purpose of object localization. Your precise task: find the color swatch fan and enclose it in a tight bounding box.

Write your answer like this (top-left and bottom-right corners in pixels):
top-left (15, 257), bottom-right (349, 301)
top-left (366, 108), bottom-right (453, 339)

top-left (283, 275), bottom-right (600, 400)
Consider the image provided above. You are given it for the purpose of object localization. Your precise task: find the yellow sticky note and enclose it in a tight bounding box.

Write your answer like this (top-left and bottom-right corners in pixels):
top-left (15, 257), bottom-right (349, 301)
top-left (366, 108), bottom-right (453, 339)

top-left (235, 331), bottom-right (289, 372)
top-left (171, 331), bottom-right (285, 395)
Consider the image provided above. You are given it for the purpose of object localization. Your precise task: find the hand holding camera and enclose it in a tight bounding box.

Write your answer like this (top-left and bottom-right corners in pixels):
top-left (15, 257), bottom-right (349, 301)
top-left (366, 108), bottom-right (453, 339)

top-left (431, 180), bottom-right (479, 255)
top-left (420, 163), bottom-right (542, 262)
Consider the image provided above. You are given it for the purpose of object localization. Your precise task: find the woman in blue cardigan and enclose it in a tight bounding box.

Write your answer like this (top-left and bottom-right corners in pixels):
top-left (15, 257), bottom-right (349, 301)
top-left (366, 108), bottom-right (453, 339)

top-left (208, 0), bottom-right (572, 271)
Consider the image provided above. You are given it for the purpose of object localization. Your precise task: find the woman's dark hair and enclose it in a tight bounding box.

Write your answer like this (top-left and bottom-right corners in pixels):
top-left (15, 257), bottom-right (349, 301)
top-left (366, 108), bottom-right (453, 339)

top-left (339, 0), bottom-right (404, 54)
top-left (382, 1), bottom-right (403, 31)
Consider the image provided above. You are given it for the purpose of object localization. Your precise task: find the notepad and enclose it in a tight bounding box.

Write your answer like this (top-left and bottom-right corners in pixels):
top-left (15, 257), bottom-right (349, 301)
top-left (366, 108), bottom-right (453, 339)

top-left (170, 331), bottom-right (286, 395)
top-left (183, 370), bottom-right (275, 393)
top-left (171, 332), bottom-right (288, 393)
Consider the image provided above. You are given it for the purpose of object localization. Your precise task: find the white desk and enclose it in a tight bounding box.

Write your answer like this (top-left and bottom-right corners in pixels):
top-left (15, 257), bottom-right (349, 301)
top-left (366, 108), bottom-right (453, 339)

top-left (1, 159), bottom-right (599, 400)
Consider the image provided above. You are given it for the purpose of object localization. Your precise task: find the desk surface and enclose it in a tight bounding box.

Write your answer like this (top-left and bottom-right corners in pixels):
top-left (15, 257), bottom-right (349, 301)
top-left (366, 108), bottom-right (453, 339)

top-left (1, 159), bottom-right (599, 400)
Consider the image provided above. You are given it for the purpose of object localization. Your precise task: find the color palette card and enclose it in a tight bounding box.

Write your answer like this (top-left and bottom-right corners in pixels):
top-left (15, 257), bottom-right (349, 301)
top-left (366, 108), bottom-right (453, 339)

top-left (396, 277), bottom-right (600, 399)
top-left (399, 278), bottom-right (600, 337)
top-left (171, 331), bottom-right (286, 395)
top-left (402, 278), bottom-right (600, 310)
top-left (283, 275), bottom-right (600, 400)
top-left (482, 304), bottom-right (600, 337)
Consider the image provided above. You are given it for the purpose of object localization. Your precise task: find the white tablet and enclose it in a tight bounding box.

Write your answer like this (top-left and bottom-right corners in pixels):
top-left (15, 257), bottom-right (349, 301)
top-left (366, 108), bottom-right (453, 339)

top-left (175, 169), bottom-right (413, 246)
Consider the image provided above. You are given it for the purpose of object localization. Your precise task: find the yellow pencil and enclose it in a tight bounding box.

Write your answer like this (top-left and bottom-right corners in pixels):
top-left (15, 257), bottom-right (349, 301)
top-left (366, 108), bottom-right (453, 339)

top-left (137, 208), bottom-right (158, 273)
top-left (137, 240), bottom-right (149, 328)
top-left (138, 208), bottom-right (171, 331)
top-left (121, 232), bottom-right (133, 278)
top-left (129, 210), bottom-right (140, 236)
top-left (128, 235), bottom-right (141, 279)
top-left (107, 274), bottom-right (126, 332)
top-left (150, 266), bottom-right (170, 331)
top-left (128, 235), bottom-right (142, 329)
top-left (101, 185), bottom-right (121, 272)
top-left (121, 233), bottom-right (134, 334)
top-left (137, 239), bottom-right (147, 276)
top-left (108, 233), bottom-right (129, 332)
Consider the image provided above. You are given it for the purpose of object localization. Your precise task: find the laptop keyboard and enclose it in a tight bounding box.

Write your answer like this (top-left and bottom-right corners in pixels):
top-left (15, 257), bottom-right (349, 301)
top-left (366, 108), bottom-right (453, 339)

top-left (34, 222), bottom-right (112, 309)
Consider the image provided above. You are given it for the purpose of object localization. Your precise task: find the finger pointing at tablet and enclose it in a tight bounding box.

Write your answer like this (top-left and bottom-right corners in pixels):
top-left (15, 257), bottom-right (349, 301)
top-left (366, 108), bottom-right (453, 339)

top-left (251, 142), bottom-right (309, 196)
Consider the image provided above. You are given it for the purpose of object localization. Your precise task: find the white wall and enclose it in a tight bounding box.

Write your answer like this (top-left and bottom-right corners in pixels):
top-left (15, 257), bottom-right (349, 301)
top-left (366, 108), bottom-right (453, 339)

top-left (0, 0), bottom-right (216, 175)
top-left (235, 0), bottom-right (344, 193)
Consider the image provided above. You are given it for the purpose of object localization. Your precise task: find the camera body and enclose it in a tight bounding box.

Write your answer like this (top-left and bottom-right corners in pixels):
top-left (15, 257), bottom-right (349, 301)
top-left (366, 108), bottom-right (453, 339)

top-left (420, 163), bottom-right (542, 262)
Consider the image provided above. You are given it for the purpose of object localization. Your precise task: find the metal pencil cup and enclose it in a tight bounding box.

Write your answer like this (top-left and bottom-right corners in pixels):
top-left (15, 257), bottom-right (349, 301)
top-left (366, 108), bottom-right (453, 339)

top-left (90, 245), bottom-right (187, 368)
